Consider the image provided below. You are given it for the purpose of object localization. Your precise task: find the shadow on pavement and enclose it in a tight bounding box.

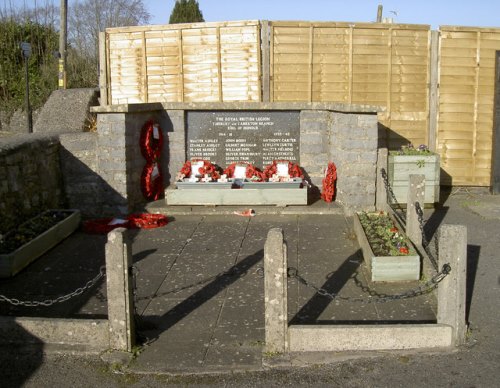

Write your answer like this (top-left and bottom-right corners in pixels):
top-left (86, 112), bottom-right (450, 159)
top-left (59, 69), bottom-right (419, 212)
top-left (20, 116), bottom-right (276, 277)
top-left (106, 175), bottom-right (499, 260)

top-left (466, 244), bottom-right (481, 323)
top-left (137, 249), bottom-right (263, 341)
top-left (290, 251), bottom-right (362, 324)
top-left (0, 321), bottom-right (44, 385)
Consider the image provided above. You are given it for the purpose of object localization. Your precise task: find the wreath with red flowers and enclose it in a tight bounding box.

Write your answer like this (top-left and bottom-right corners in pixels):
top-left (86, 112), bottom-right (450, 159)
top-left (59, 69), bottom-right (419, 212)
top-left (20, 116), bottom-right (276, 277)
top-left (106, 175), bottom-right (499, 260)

top-left (223, 162), bottom-right (265, 182)
top-left (177, 159), bottom-right (221, 181)
top-left (263, 160), bottom-right (304, 180)
top-left (321, 162), bottom-right (337, 203)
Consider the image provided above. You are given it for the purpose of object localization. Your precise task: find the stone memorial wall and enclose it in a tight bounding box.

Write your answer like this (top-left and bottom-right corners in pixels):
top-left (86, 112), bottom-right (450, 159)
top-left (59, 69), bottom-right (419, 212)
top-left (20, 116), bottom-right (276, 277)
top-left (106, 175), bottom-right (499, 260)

top-left (91, 102), bottom-right (380, 214)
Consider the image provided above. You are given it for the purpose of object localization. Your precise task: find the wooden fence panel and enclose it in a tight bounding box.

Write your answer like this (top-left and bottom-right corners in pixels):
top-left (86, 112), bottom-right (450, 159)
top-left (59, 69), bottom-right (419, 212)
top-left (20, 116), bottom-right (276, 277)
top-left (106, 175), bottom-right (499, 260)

top-left (106, 21), bottom-right (261, 104)
top-left (103, 20), bottom-right (500, 187)
top-left (438, 27), bottom-right (500, 186)
top-left (270, 22), bottom-right (430, 150)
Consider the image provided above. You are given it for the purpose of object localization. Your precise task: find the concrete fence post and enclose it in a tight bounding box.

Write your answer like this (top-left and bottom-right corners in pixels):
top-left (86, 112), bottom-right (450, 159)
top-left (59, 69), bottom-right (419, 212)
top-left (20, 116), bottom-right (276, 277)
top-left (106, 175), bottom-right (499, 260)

top-left (264, 228), bottom-right (288, 353)
top-left (376, 148), bottom-right (389, 212)
top-left (105, 228), bottom-right (135, 352)
top-left (406, 174), bottom-right (425, 244)
top-left (437, 224), bottom-right (467, 345)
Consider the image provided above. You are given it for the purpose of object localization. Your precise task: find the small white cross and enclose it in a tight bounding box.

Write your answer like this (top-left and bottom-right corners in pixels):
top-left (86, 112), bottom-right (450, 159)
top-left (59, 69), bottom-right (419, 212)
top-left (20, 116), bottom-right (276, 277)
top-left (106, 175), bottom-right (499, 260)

top-left (201, 174), bottom-right (212, 183)
top-left (218, 174), bottom-right (228, 183)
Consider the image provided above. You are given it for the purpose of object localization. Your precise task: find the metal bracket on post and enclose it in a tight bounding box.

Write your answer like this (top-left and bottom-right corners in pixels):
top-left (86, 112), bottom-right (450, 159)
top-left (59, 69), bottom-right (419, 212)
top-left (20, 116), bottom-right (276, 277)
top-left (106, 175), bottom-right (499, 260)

top-left (264, 228), bottom-right (288, 354)
top-left (105, 228), bottom-right (135, 352)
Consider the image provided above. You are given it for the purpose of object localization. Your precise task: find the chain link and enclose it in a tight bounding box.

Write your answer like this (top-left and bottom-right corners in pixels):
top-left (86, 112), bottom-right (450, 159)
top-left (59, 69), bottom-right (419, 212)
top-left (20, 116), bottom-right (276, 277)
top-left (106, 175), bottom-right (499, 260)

top-left (415, 201), bottom-right (439, 271)
top-left (380, 168), bottom-right (406, 224)
top-left (287, 264), bottom-right (450, 303)
top-left (0, 266), bottom-right (106, 307)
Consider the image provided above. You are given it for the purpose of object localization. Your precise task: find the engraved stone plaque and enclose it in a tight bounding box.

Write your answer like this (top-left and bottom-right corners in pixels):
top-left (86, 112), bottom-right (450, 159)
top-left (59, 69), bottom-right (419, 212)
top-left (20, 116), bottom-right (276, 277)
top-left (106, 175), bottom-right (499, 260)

top-left (186, 111), bottom-right (300, 168)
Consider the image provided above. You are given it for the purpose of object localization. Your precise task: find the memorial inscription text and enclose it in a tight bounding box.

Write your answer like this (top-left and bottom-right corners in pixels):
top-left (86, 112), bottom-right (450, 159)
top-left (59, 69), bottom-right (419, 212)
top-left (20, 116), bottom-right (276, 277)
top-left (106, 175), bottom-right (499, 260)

top-left (186, 111), bottom-right (300, 168)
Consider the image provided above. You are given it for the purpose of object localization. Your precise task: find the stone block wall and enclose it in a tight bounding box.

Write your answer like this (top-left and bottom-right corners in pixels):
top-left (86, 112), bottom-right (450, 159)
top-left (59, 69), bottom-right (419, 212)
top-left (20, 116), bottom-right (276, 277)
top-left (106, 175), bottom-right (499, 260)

top-left (330, 113), bottom-right (379, 213)
top-left (0, 134), bottom-right (63, 234)
top-left (96, 109), bottom-right (172, 215)
top-left (59, 132), bottom-right (102, 216)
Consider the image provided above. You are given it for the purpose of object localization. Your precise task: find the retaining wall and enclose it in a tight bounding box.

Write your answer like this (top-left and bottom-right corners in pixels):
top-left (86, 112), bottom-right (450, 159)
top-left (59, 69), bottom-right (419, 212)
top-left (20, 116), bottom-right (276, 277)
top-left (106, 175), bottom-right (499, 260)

top-left (0, 132), bottom-right (103, 233)
top-left (0, 134), bottom-right (64, 234)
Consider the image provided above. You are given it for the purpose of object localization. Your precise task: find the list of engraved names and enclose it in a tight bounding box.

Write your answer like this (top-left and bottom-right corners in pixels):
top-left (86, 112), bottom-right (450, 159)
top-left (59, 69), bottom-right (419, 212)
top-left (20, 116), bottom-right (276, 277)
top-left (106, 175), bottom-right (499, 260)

top-left (186, 111), bottom-right (300, 168)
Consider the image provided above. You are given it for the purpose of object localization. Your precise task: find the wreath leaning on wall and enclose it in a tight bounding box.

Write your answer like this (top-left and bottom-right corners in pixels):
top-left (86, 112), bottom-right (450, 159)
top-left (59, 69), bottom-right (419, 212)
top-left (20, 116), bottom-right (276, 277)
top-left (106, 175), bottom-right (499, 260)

top-left (140, 120), bottom-right (163, 200)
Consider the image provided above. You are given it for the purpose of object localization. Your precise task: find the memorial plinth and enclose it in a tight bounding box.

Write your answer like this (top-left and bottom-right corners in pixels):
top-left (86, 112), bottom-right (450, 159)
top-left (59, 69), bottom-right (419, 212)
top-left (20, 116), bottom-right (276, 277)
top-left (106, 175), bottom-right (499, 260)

top-left (166, 179), bottom-right (307, 206)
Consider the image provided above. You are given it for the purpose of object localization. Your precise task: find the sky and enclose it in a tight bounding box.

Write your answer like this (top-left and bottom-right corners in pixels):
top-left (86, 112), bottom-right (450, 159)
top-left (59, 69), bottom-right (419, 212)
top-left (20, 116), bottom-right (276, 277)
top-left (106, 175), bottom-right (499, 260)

top-left (8, 0), bottom-right (500, 30)
top-left (148, 0), bottom-right (500, 29)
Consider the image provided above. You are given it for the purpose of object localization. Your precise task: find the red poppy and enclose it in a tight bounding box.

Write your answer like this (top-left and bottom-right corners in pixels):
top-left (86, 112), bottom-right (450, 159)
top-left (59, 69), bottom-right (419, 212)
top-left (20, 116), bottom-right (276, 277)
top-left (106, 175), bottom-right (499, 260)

top-left (399, 247), bottom-right (409, 254)
top-left (390, 227), bottom-right (398, 233)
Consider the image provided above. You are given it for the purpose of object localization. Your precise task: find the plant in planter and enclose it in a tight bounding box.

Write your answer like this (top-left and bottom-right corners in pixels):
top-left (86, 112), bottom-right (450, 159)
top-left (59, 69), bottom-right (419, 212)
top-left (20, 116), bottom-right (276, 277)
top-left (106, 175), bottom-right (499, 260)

top-left (388, 143), bottom-right (440, 204)
top-left (354, 210), bottom-right (420, 282)
top-left (0, 210), bottom-right (81, 278)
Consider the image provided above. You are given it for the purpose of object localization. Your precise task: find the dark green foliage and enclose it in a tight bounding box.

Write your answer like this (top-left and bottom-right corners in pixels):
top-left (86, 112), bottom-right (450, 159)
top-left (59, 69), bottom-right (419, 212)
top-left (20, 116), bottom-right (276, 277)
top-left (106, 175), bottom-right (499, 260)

top-left (0, 210), bottom-right (72, 254)
top-left (0, 19), bottom-right (58, 116)
top-left (169, 0), bottom-right (204, 24)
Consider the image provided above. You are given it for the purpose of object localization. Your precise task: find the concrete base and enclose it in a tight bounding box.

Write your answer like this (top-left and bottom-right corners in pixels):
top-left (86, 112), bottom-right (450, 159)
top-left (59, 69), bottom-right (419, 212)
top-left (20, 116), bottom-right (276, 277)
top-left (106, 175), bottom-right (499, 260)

top-left (166, 186), bottom-right (308, 206)
top-left (289, 324), bottom-right (453, 352)
top-left (0, 317), bottom-right (110, 353)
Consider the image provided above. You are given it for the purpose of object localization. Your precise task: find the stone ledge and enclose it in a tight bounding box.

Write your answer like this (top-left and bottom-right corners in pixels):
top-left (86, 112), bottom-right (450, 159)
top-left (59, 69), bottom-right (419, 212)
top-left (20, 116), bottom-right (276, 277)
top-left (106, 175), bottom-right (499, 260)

top-left (92, 101), bottom-right (383, 114)
top-left (289, 324), bottom-right (453, 352)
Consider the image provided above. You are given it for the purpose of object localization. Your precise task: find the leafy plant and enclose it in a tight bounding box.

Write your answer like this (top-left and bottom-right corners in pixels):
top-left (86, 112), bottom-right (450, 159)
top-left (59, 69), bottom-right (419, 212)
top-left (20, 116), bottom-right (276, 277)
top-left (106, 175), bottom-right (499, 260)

top-left (357, 211), bottom-right (415, 256)
top-left (390, 143), bottom-right (433, 156)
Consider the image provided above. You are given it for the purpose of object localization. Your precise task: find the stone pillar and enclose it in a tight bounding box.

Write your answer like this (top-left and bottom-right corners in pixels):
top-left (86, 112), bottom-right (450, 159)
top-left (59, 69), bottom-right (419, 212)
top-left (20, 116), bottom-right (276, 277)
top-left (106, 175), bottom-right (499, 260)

top-left (105, 228), bottom-right (135, 352)
top-left (375, 148), bottom-right (389, 212)
top-left (264, 228), bottom-right (288, 353)
top-left (437, 224), bottom-right (467, 346)
top-left (406, 174), bottom-right (425, 245)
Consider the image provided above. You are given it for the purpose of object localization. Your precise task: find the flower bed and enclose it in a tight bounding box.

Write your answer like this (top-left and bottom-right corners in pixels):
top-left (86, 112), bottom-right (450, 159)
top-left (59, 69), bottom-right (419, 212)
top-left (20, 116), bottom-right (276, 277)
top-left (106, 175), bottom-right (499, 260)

top-left (0, 210), bottom-right (81, 278)
top-left (354, 211), bottom-right (420, 282)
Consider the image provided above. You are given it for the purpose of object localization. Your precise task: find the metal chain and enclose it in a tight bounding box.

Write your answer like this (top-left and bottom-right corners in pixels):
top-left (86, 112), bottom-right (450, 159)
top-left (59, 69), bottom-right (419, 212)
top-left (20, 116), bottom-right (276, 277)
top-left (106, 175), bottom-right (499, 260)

top-left (0, 266), bottom-right (106, 307)
top-left (380, 168), bottom-right (406, 223)
top-left (287, 264), bottom-right (451, 303)
top-left (415, 201), bottom-right (439, 270)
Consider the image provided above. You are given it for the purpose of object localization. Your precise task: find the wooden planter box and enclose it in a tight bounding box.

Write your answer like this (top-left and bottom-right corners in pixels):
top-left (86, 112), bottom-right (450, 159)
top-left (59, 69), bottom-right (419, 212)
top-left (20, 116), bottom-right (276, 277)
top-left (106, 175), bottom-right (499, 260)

top-left (353, 212), bottom-right (420, 282)
top-left (388, 153), bottom-right (440, 204)
top-left (0, 210), bottom-right (81, 278)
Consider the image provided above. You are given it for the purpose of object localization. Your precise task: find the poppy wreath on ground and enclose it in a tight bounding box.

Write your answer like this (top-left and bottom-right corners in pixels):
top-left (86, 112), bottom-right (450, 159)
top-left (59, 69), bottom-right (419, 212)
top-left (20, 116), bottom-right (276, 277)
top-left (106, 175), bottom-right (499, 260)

top-left (83, 213), bottom-right (168, 234)
top-left (140, 120), bottom-right (164, 200)
top-left (223, 162), bottom-right (265, 181)
top-left (263, 160), bottom-right (304, 180)
top-left (177, 159), bottom-right (222, 181)
top-left (321, 162), bottom-right (337, 203)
